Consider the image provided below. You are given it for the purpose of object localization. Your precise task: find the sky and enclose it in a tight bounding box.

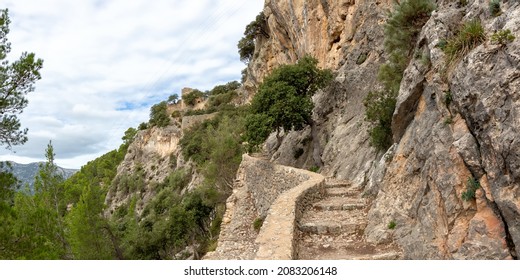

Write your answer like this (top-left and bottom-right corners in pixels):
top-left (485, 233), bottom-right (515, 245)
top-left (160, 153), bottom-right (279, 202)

top-left (0, 0), bottom-right (264, 169)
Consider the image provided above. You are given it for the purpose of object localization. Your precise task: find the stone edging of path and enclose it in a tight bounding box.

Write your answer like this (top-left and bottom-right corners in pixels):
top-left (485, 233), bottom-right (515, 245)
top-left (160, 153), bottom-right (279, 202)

top-left (254, 169), bottom-right (325, 260)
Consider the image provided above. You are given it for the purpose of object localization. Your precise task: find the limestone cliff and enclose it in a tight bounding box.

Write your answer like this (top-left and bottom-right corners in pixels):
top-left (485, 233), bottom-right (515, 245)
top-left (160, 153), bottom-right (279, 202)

top-left (240, 0), bottom-right (519, 259)
top-left (104, 122), bottom-right (201, 216)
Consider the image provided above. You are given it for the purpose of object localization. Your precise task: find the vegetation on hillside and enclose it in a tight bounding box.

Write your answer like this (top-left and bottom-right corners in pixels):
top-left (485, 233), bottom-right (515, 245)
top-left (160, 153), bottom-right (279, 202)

top-left (443, 20), bottom-right (485, 66)
top-left (245, 55), bottom-right (332, 150)
top-left (364, 0), bottom-right (435, 150)
top-left (1, 6), bottom-right (329, 260)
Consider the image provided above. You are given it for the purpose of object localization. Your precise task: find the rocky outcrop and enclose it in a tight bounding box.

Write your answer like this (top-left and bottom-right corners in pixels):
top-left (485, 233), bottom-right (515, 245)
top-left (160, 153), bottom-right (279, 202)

top-left (253, 0), bottom-right (392, 187)
top-left (365, 1), bottom-right (519, 259)
top-left (243, 0), bottom-right (392, 93)
top-left (238, 0), bottom-right (519, 259)
top-left (105, 123), bottom-right (199, 216)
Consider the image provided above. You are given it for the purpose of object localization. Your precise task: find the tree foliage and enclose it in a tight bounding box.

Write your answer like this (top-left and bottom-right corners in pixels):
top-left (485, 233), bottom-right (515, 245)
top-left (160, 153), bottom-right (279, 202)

top-left (237, 12), bottom-right (267, 64)
top-left (122, 127), bottom-right (137, 146)
top-left (149, 101), bottom-right (170, 127)
top-left (364, 0), bottom-right (434, 150)
top-left (0, 9), bottom-right (44, 148)
top-left (9, 141), bottom-right (69, 259)
top-left (182, 89), bottom-right (205, 106)
top-left (66, 184), bottom-right (115, 259)
top-left (245, 55), bottom-right (332, 149)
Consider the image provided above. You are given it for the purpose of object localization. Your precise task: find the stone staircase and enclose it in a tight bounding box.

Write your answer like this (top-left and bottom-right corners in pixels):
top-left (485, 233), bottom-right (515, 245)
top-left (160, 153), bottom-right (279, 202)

top-left (296, 180), bottom-right (402, 260)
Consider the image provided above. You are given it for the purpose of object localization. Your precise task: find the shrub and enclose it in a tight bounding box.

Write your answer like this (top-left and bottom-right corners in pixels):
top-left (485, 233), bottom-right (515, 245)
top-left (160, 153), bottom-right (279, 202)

top-left (444, 20), bottom-right (485, 65)
top-left (207, 90), bottom-right (237, 109)
top-left (182, 89), bottom-right (205, 106)
top-left (490, 29), bottom-right (515, 46)
top-left (364, 0), bottom-right (434, 151)
top-left (444, 91), bottom-right (453, 107)
top-left (356, 53), bottom-right (368, 65)
top-left (489, 0), bottom-right (501, 17)
top-left (138, 122), bottom-right (148, 130)
top-left (364, 90), bottom-right (397, 150)
top-left (309, 166), bottom-right (320, 173)
top-left (388, 220), bottom-right (397, 229)
top-left (461, 176), bottom-right (480, 201)
top-left (253, 217), bottom-right (264, 231)
top-left (238, 12), bottom-right (267, 63)
top-left (245, 55), bottom-right (332, 150)
top-left (171, 110), bottom-right (181, 118)
top-left (382, 0), bottom-right (435, 92)
top-left (149, 101), bottom-right (170, 127)
top-left (180, 108), bottom-right (246, 190)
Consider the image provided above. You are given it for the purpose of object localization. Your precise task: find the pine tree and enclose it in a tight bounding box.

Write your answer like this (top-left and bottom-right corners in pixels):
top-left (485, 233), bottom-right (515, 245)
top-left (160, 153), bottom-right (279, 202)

top-left (0, 162), bottom-right (19, 258)
top-left (66, 184), bottom-right (115, 259)
top-left (0, 9), bottom-right (44, 148)
top-left (10, 141), bottom-right (69, 259)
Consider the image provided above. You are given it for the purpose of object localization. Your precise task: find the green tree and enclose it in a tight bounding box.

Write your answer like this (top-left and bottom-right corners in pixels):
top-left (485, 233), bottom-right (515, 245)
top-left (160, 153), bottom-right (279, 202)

top-left (122, 127), bottom-right (137, 146)
top-left (149, 101), bottom-right (170, 127)
top-left (10, 141), bottom-right (69, 259)
top-left (0, 9), bottom-right (44, 148)
top-left (245, 55), bottom-right (332, 149)
top-left (238, 12), bottom-right (267, 63)
top-left (0, 162), bottom-right (19, 258)
top-left (66, 184), bottom-right (116, 259)
top-left (167, 93), bottom-right (179, 104)
top-left (182, 89), bottom-right (204, 106)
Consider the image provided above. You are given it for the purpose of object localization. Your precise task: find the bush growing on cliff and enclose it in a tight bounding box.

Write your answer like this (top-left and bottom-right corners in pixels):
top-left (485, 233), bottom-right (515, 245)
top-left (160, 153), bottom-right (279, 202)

top-left (206, 81), bottom-right (240, 110)
top-left (489, 0), bottom-right (501, 17)
top-left (182, 89), bottom-right (205, 106)
top-left (461, 176), bottom-right (480, 201)
top-left (180, 107), bottom-right (246, 190)
top-left (149, 101), bottom-right (170, 127)
top-left (444, 20), bottom-right (485, 66)
top-left (364, 0), bottom-right (435, 151)
top-left (491, 29), bottom-right (515, 46)
top-left (245, 55), bottom-right (332, 150)
top-left (238, 12), bottom-right (267, 64)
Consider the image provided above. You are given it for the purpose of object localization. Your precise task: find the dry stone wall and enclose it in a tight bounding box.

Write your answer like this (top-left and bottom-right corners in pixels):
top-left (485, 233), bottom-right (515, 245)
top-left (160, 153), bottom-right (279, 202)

top-left (205, 155), bottom-right (324, 259)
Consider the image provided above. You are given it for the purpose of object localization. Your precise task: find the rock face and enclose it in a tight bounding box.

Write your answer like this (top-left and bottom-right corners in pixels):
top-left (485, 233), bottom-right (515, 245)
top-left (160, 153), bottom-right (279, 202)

top-left (239, 0), bottom-right (519, 259)
top-left (105, 123), bottom-right (199, 216)
top-left (364, 1), bottom-right (519, 259)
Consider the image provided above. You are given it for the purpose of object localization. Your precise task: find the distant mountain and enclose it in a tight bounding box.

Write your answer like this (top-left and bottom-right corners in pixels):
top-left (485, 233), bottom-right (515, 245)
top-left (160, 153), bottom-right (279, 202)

top-left (1, 161), bottom-right (78, 190)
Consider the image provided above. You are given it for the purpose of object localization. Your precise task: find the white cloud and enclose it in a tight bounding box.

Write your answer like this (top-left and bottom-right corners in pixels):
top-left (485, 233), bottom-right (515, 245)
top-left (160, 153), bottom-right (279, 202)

top-left (0, 0), bottom-right (264, 168)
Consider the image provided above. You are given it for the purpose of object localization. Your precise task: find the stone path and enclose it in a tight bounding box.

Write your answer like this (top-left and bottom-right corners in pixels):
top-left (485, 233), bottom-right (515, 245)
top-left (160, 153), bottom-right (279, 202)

top-left (296, 180), bottom-right (402, 260)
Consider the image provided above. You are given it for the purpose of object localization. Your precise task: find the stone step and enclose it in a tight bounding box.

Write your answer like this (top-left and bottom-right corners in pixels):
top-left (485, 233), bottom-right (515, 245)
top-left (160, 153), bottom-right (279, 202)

top-left (297, 234), bottom-right (402, 260)
top-left (299, 208), bottom-right (366, 234)
top-left (313, 197), bottom-right (366, 211)
top-left (324, 179), bottom-right (352, 188)
top-left (298, 221), bottom-right (367, 235)
top-left (325, 187), bottom-right (361, 197)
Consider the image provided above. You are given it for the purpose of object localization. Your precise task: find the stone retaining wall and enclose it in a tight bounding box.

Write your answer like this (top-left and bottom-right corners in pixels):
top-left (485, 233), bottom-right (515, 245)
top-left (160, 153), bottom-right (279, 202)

top-left (204, 155), bottom-right (324, 259)
top-left (254, 168), bottom-right (324, 259)
top-left (181, 112), bottom-right (218, 131)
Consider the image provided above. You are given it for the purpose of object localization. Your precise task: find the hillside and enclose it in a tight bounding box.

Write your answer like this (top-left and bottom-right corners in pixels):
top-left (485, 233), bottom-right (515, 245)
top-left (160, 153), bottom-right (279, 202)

top-left (2, 0), bottom-right (519, 260)
top-left (210, 0), bottom-right (519, 259)
top-left (1, 162), bottom-right (77, 190)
